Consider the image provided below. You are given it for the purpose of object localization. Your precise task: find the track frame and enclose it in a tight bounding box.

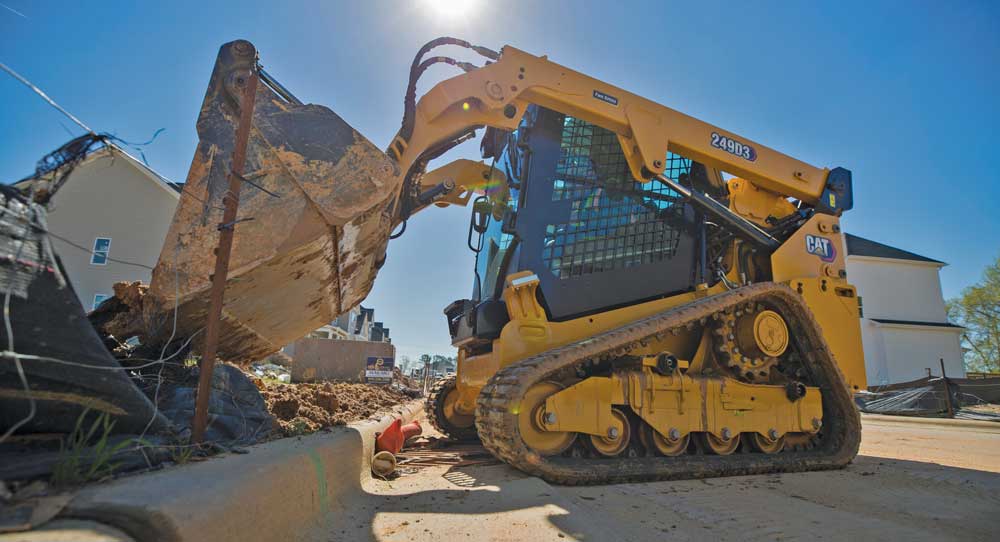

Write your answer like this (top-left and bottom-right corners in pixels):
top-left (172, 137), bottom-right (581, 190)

top-left (475, 282), bottom-right (861, 485)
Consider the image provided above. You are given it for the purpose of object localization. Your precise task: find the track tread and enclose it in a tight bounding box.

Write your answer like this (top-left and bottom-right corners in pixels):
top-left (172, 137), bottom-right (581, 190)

top-left (474, 282), bottom-right (862, 485)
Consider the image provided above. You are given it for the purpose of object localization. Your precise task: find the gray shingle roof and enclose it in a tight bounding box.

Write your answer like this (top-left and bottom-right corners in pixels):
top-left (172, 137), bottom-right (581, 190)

top-left (845, 234), bottom-right (943, 264)
top-left (871, 318), bottom-right (964, 329)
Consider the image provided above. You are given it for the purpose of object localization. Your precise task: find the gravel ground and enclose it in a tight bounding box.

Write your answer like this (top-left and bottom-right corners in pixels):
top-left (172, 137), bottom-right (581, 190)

top-left (312, 412), bottom-right (1000, 542)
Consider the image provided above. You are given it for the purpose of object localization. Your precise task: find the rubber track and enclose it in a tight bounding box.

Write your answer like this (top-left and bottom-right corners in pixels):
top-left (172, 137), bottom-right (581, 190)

top-left (426, 374), bottom-right (479, 441)
top-left (475, 282), bottom-right (861, 485)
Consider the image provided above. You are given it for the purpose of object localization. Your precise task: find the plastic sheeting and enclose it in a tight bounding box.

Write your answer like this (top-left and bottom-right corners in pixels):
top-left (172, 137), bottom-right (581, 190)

top-left (158, 364), bottom-right (275, 445)
top-left (0, 191), bottom-right (169, 435)
top-left (856, 376), bottom-right (1000, 421)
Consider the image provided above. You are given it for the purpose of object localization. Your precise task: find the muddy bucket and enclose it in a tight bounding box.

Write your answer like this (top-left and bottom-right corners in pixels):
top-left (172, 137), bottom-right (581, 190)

top-left (138, 40), bottom-right (400, 363)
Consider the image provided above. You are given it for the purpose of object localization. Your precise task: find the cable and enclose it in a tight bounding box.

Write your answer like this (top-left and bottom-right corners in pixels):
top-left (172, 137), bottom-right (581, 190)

top-left (138, 236), bottom-right (183, 442)
top-left (0, 197), bottom-right (192, 444)
top-left (0, 204), bottom-right (155, 270)
top-left (0, 62), bottom-right (95, 134)
top-left (3, 64), bottom-right (173, 205)
top-left (0, 330), bottom-right (200, 371)
top-left (397, 37), bottom-right (500, 144)
top-left (388, 220), bottom-right (407, 240)
top-left (46, 231), bottom-right (155, 270)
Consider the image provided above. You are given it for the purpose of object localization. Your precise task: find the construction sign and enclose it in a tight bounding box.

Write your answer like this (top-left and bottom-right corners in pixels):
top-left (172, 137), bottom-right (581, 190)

top-left (365, 356), bottom-right (394, 384)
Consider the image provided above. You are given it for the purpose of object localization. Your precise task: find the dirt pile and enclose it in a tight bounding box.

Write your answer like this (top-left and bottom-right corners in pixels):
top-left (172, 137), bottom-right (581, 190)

top-left (258, 381), bottom-right (410, 436)
top-left (88, 281), bottom-right (153, 344)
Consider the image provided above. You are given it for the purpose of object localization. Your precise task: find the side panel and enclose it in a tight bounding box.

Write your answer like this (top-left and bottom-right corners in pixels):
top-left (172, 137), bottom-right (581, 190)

top-left (772, 215), bottom-right (867, 390)
top-left (457, 272), bottom-right (723, 396)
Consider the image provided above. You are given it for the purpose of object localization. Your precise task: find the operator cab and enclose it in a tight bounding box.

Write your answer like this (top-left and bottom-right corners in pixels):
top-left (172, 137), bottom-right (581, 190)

top-left (445, 105), bottom-right (710, 352)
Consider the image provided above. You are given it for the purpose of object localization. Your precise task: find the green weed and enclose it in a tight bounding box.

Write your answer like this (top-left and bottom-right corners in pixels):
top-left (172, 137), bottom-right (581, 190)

top-left (50, 409), bottom-right (138, 487)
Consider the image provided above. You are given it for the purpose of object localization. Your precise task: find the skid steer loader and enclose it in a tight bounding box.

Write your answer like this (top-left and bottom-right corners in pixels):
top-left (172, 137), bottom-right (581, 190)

top-left (127, 38), bottom-right (866, 483)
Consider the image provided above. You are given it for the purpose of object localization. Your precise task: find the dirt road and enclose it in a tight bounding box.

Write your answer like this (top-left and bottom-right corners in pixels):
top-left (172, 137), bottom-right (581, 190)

top-left (312, 414), bottom-right (1000, 542)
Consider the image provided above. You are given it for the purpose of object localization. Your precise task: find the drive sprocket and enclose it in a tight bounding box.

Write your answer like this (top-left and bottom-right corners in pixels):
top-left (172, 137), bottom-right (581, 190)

top-left (713, 303), bottom-right (789, 382)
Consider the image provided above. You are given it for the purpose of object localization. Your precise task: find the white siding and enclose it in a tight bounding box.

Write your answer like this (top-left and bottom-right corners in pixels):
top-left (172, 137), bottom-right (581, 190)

top-left (847, 254), bottom-right (965, 385)
top-left (862, 321), bottom-right (965, 386)
top-left (847, 256), bottom-right (948, 322)
top-left (43, 150), bottom-right (179, 311)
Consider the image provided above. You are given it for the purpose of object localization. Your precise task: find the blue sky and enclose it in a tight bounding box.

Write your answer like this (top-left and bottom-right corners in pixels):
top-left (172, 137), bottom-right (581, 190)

top-left (2, 1), bottom-right (998, 361)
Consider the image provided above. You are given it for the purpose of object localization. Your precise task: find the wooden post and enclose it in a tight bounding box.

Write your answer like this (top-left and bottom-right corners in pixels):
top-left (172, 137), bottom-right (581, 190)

top-left (940, 358), bottom-right (955, 418)
top-left (191, 56), bottom-right (259, 443)
top-left (423, 360), bottom-right (431, 395)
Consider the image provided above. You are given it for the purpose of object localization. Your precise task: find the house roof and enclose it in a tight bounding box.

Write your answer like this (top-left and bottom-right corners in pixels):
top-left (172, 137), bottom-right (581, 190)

top-left (11, 142), bottom-right (181, 200)
top-left (871, 318), bottom-right (964, 329)
top-left (845, 234), bottom-right (944, 265)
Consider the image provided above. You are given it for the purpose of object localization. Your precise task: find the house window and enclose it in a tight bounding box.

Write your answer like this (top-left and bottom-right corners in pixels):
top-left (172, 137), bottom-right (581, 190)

top-left (93, 294), bottom-right (110, 310)
top-left (91, 237), bottom-right (111, 265)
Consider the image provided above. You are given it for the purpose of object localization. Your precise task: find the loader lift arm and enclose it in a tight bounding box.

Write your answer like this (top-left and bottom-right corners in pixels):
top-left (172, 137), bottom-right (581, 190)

top-left (387, 43), bottom-right (852, 233)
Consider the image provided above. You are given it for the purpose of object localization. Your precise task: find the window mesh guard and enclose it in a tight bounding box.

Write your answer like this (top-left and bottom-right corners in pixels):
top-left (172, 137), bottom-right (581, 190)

top-left (542, 116), bottom-right (692, 279)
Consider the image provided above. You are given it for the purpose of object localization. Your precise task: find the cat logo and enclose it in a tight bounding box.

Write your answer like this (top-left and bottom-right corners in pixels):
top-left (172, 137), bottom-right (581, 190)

top-left (805, 234), bottom-right (836, 263)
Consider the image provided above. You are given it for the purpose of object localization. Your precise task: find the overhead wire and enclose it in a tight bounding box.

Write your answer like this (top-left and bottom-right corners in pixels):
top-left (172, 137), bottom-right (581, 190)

top-left (3, 62), bottom-right (171, 204)
top-left (0, 62), bottom-right (95, 134)
top-left (0, 203), bottom-right (156, 270)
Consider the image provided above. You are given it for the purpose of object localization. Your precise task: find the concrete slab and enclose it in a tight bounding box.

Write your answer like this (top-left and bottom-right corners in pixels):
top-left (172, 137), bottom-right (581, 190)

top-left (861, 412), bottom-right (1000, 431)
top-left (861, 414), bottom-right (1000, 473)
top-left (61, 399), bottom-right (422, 542)
top-left (0, 519), bottom-right (133, 542)
top-left (328, 412), bottom-right (1000, 542)
top-left (307, 463), bottom-right (623, 541)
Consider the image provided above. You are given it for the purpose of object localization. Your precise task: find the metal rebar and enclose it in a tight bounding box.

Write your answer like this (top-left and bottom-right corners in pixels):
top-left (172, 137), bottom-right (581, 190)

top-left (191, 60), bottom-right (260, 443)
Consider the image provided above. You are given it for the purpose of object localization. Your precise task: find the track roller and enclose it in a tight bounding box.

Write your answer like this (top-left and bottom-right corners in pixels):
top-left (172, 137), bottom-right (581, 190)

top-left (589, 408), bottom-right (631, 457)
top-left (701, 432), bottom-right (741, 455)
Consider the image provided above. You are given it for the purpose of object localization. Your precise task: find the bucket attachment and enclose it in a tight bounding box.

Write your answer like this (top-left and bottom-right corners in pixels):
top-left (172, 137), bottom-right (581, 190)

top-left (141, 40), bottom-right (400, 362)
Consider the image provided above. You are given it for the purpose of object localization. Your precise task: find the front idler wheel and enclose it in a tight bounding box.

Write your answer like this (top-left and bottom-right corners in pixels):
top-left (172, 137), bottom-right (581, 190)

top-left (519, 381), bottom-right (577, 456)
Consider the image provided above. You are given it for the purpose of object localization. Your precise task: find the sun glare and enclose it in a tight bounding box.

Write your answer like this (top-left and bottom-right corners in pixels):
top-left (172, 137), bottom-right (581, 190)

top-left (420, 0), bottom-right (479, 21)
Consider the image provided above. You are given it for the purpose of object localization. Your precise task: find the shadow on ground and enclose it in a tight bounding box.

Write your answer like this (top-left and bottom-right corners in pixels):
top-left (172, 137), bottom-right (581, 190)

top-left (308, 441), bottom-right (1000, 542)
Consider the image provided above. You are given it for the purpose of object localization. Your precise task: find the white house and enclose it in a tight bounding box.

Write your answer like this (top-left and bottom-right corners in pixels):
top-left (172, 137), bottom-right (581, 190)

top-left (15, 145), bottom-right (181, 311)
top-left (845, 234), bottom-right (965, 387)
top-left (295, 305), bottom-right (390, 343)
